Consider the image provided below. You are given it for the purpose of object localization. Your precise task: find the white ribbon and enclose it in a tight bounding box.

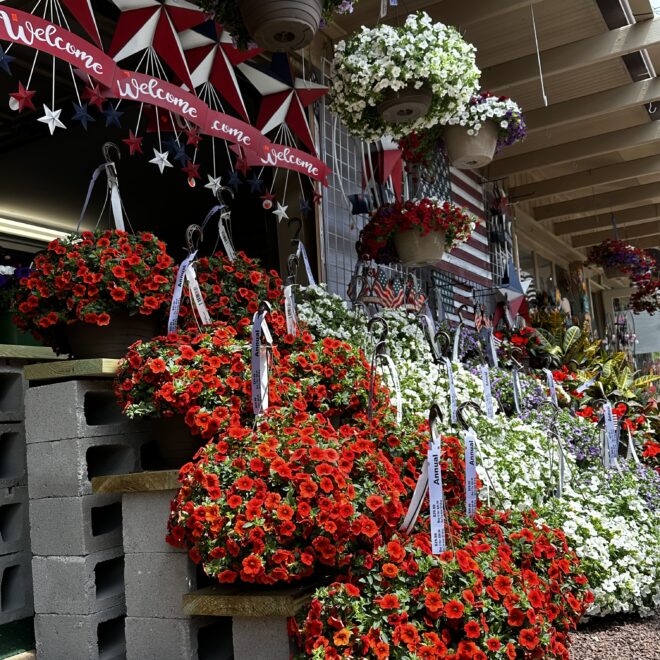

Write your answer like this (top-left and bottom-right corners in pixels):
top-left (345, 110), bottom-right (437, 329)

top-left (512, 368), bottom-right (522, 415)
top-left (382, 354), bottom-right (403, 424)
top-left (283, 284), bottom-right (299, 336)
top-left (544, 369), bottom-right (558, 406)
top-left (452, 324), bottom-right (462, 364)
top-left (184, 263), bottom-right (212, 326)
top-left (295, 241), bottom-right (316, 286)
top-left (108, 171), bottom-right (125, 231)
top-left (627, 429), bottom-right (640, 464)
top-left (218, 211), bottom-right (236, 262)
top-left (399, 459), bottom-right (428, 535)
top-left (464, 428), bottom-right (478, 517)
top-left (251, 306), bottom-right (273, 416)
top-left (603, 403), bottom-right (619, 468)
top-left (444, 357), bottom-right (458, 424)
top-left (485, 329), bottom-right (498, 368)
top-left (428, 441), bottom-right (446, 554)
top-left (167, 251), bottom-right (197, 334)
top-left (480, 365), bottom-right (495, 419)
top-left (576, 377), bottom-right (596, 395)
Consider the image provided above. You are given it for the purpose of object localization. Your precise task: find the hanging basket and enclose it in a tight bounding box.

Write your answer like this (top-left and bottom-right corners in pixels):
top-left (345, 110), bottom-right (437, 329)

top-left (151, 416), bottom-right (202, 470)
top-left (238, 0), bottom-right (322, 52)
top-left (393, 229), bottom-right (446, 268)
top-left (376, 84), bottom-right (433, 125)
top-left (66, 310), bottom-right (158, 359)
top-left (443, 121), bottom-right (499, 169)
top-left (603, 265), bottom-right (628, 280)
top-left (0, 311), bottom-right (41, 347)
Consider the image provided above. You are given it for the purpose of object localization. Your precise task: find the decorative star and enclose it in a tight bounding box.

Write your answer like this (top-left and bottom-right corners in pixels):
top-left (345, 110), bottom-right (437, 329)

top-left (82, 84), bottom-right (106, 110)
top-left (149, 148), bottom-right (173, 173)
top-left (122, 129), bottom-right (143, 155)
top-left (71, 102), bottom-right (95, 130)
top-left (312, 190), bottom-right (323, 205)
top-left (9, 82), bottom-right (36, 112)
top-left (299, 196), bottom-right (312, 216)
top-left (163, 138), bottom-right (189, 165)
top-left (181, 160), bottom-right (200, 180)
top-left (239, 53), bottom-right (328, 154)
top-left (260, 190), bottom-right (275, 210)
top-left (108, 0), bottom-right (205, 89)
top-left (247, 174), bottom-right (263, 194)
top-left (204, 174), bottom-right (223, 196)
top-left (272, 201), bottom-right (289, 223)
top-left (0, 45), bottom-right (15, 75)
top-left (227, 170), bottom-right (242, 190)
top-left (235, 156), bottom-right (249, 176)
top-left (102, 102), bottom-right (123, 128)
top-left (37, 105), bottom-right (66, 135)
top-left (180, 20), bottom-right (261, 120)
top-left (183, 126), bottom-right (201, 146)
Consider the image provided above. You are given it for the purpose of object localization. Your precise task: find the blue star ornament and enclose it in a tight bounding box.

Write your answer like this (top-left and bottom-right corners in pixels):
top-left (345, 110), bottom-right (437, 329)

top-left (0, 45), bottom-right (15, 75)
top-left (163, 138), bottom-right (189, 165)
top-left (72, 102), bottom-right (95, 130)
top-left (247, 174), bottom-right (263, 194)
top-left (227, 170), bottom-right (242, 191)
top-left (299, 196), bottom-right (312, 216)
top-left (102, 103), bottom-right (123, 128)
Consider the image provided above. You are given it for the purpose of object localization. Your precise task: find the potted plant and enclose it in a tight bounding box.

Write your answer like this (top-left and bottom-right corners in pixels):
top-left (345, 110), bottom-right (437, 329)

top-left (14, 229), bottom-right (175, 358)
top-left (443, 92), bottom-right (526, 168)
top-left (200, 0), bottom-right (357, 52)
top-left (329, 12), bottom-right (480, 141)
top-left (356, 198), bottom-right (477, 267)
top-left (586, 239), bottom-right (652, 280)
top-left (0, 265), bottom-right (41, 346)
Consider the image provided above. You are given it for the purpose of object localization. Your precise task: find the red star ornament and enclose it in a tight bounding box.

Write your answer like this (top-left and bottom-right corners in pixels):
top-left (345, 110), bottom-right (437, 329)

top-left (9, 82), bottom-right (36, 112)
top-left (312, 190), bottom-right (323, 205)
top-left (123, 130), bottom-right (144, 155)
top-left (108, 0), bottom-right (205, 89)
top-left (180, 21), bottom-right (261, 121)
top-left (238, 53), bottom-right (327, 154)
top-left (82, 84), bottom-right (108, 110)
top-left (181, 160), bottom-right (201, 180)
top-left (183, 126), bottom-right (201, 147)
top-left (235, 156), bottom-right (249, 176)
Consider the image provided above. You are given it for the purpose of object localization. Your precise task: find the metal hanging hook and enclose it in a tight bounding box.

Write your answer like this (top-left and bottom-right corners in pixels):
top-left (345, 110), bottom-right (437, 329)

top-left (456, 304), bottom-right (470, 325)
top-left (368, 315), bottom-right (389, 354)
top-left (185, 224), bottom-right (203, 255)
top-left (457, 401), bottom-right (482, 430)
top-left (288, 217), bottom-right (302, 243)
top-left (216, 185), bottom-right (234, 207)
top-left (102, 142), bottom-right (121, 165)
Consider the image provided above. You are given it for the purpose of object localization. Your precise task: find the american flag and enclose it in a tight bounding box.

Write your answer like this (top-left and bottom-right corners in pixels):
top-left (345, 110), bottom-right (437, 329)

top-left (390, 276), bottom-right (405, 308)
top-left (372, 267), bottom-right (390, 306)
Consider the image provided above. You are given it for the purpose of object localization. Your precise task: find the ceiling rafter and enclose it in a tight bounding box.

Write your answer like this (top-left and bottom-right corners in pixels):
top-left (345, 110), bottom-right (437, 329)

top-left (553, 203), bottom-right (660, 235)
top-left (571, 220), bottom-right (660, 247)
top-left (482, 17), bottom-right (660, 90)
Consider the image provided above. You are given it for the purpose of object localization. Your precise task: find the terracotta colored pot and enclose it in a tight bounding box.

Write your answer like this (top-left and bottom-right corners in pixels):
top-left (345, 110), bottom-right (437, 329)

top-left (376, 84), bottom-right (433, 125)
top-left (66, 310), bottom-right (158, 359)
top-left (394, 229), bottom-right (446, 268)
top-left (443, 121), bottom-right (498, 169)
top-left (151, 416), bottom-right (202, 470)
top-left (239, 0), bottom-right (322, 52)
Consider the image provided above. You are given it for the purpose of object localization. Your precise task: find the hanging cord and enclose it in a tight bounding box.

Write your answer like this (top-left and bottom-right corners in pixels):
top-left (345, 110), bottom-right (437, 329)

top-left (611, 212), bottom-right (620, 240)
top-left (530, 2), bottom-right (548, 107)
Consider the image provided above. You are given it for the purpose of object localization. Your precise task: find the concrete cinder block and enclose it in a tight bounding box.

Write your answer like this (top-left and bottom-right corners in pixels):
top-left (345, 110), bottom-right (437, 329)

top-left (125, 552), bottom-right (195, 619)
top-left (0, 551), bottom-right (33, 625)
top-left (27, 433), bottom-right (146, 499)
top-left (29, 493), bottom-right (122, 556)
top-left (32, 547), bottom-right (125, 615)
top-left (0, 366), bottom-right (24, 423)
top-left (123, 490), bottom-right (182, 554)
top-left (125, 616), bottom-right (212, 660)
top-left (232, 616), bottom-right (290, 660)
top-left (0, 486), bottom-right (29, 556)
top-left (25, 380), bottom-right (143, 443)
top-left (0, 424), bottom-right (26, 488)
top-left (34, 604), bottom-right (125, 660)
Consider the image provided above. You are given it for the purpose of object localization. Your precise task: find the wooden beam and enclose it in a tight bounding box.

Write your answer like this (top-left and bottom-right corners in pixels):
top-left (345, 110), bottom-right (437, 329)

top-left (534, 182), bottom-right (660, 220)
top-left (554, 203), bottom-right (660, 235)
top-left (488, 122), bottom-right (660, 179)
top-left (509, 153), bottom-right (660, 202)
top-left (482, 18), bottom-right (660, 91)
top-left (525, 78), bottom-right (660, 132)
top-left (630, 235), bottom-right (660, 248)
top-left (571, 220), bottom-right (660, 247)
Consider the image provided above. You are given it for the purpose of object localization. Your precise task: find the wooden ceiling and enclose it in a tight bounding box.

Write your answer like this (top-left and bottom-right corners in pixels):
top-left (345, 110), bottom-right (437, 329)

top-left (325, 0), bottom-right (660, 264)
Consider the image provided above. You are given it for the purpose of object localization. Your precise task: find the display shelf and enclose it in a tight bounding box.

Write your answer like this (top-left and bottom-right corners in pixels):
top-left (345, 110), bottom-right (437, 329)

top-left (24, 358), bottom-right (119, 382)
top-left (92, 470), bottom-right (179, 494)
top-left (0, 345), bottom-right (64, 361)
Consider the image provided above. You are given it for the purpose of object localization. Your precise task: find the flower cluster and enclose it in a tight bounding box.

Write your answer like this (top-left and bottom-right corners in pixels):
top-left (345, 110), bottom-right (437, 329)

top-left (177, 251), bottom-right (283, 333)
top-left (587, 239), bottom-right (656, 278)
top-left (446, 92), bottom-right (526, 150)
top-left (357, 198), bottom-right (476, 264)
top-left (14, 230), bottom-right (174, 349)
top-left (329, 12), bottom-right (480, 140)
top-left (167, 409), bottom-right (407, 584)
top-left (296, 509), bottom-right (592, 659)
top-left (0, 265), bottom-right (31, 309)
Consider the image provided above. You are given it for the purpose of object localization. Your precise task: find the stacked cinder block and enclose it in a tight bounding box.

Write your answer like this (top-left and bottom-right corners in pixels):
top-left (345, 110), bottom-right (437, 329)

top-left (0, 364), bottom-right (33, 626)
top-left (25, 379), bottom-right (147, 660)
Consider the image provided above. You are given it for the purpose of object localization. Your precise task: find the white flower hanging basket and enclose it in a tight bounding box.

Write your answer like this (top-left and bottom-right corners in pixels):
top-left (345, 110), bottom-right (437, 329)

top-left (376, 85), bottom-right (433, 125)
top-left (443, 121), bottom-right (498, 169)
